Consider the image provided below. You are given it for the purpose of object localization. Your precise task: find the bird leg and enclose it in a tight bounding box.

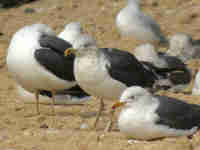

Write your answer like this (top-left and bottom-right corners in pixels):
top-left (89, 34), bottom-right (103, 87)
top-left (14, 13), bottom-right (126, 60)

top-left (51, 91), bottom-right (56, 116)
top-left (104, 108), bottom-right (115, 132)
top-left (35, 90), bottom-right (40, 115)
top-left (93, 98), bottom-right (104, 129)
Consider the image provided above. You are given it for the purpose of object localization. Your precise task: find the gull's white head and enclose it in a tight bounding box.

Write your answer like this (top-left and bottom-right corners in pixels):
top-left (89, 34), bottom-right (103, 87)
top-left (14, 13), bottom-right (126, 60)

top-left (58, 22), bottom-right (83, 45)
top-left (134, 43), bottom-right (159, 63)
top-left (168, 33), bottom-right (194, 62)
top-left (120, 86), bottom-right (151, 104)
top-left (72, 34), bottom-right (97, 50)
top-left (168, 33), bottom-right (192, 55)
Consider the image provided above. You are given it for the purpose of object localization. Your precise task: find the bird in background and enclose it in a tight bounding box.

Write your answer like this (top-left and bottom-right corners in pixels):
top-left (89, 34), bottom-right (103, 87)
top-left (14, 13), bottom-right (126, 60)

top-left (58, 21), bottom-right (96, 47)
top-left (134, 43), bottom-right (192, 92)
top-left (116, 0), bottom-right (168, 47)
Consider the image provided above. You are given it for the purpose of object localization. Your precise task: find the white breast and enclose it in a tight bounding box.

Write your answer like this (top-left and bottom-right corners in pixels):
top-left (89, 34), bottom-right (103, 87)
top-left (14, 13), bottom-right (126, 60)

top-left (74, 54), bottom-right (127, 100)
top-left (7, 31), bottom-right (75, 93)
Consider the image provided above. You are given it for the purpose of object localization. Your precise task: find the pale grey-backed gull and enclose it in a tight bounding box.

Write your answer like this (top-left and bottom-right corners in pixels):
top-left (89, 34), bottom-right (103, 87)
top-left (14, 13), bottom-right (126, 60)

top-left (58, 22), bottom-right (96, 47)
top-left (134, 43), bottom-right (192, 92)
top-left (64, 36), bottom-right (160, 129)
top-left (116, 0), bottom-right (168, 46)
top-left (112, 86), bottom-right (200, 140)
top-left (167, 33), bottom-right (200, 62)
top-left (7, 23), bottom-right (76, 114)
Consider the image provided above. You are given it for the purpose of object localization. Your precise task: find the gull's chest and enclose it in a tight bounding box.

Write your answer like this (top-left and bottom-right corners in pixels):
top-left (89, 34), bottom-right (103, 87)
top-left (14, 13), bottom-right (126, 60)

top-left (74, 55), bottom-right (108, 85)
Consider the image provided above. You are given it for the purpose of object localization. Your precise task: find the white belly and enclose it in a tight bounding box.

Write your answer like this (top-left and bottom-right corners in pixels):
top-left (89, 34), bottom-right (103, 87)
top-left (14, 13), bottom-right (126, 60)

top-left (7, 49), bottom-right (76, 93)
top-left (74, 55), bottom-right (127, 100)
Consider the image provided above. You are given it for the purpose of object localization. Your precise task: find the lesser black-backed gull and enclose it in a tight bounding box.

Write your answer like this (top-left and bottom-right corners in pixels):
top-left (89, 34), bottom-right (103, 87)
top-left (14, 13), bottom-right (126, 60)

top-left (112, 86), bottom-right (200, 140)
top-left (134, 43), bottom-right (192, 92)
top-left (64, 36), bottom-right (160, 129)
top-left (7, 23), bottom-right (76, 114)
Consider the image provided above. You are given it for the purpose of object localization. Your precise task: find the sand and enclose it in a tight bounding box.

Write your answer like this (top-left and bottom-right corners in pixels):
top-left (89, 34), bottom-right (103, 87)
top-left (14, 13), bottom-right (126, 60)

top-left (1, 0), bottom-right (200, 149)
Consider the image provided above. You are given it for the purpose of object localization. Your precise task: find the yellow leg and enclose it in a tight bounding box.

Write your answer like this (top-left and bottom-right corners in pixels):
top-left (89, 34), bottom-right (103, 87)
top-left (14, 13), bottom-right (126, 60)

top-left (35, 90), bottom-right (40, 115)
top-left (93, 98), bottom-right (104, 129)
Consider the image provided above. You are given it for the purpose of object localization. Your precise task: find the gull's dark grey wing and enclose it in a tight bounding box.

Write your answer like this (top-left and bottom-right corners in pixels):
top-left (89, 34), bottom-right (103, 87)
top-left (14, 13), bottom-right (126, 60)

top-left (157, 52), bottom-right (192, 84)
top-left (39, 34), bottom-right (72, 54)
top-left (101, 48), bottom-right (157, 88)
top-left (34, 48), bottom-right (75, 81)
top-left (155, 95), bottom-right (200, 130)
top-left (158, 52), bottom-right (186, 70)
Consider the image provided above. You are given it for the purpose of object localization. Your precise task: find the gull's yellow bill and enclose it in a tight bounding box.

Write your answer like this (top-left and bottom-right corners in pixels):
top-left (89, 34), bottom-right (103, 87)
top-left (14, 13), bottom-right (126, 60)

top-left (64, 48), bottom-right (74, 56)
top-left (112, 101), bottom-right (126, 109)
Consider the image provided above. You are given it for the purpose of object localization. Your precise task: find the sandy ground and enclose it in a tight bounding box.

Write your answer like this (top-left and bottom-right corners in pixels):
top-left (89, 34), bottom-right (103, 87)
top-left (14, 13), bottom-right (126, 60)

top-left (1, 0), bottom-right (200, 149)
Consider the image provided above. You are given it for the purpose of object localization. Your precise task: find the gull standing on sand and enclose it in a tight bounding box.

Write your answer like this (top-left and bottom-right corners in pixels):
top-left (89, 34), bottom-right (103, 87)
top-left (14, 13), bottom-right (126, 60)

top-left (116, 0), bottom-right (168, 46)
top-left (134, 43), bottom-right (191, 91)
top-left (64, 35), bottom-right (160, 129)
top-left (112, 86), bottom-right (200, 140)
top-left (7, 23), bottom-right (76, 114)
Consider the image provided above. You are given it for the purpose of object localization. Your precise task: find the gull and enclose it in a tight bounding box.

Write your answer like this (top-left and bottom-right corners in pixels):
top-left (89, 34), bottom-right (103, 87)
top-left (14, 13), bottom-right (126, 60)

top-left (134, 43), bottom-right (192, 92)
top-left (167, 33), bottom-right (200, 62)
top-left (7, 23), bottom-right (75, 115)
top-left (116, 0), bottom-right (168, 46)
top-left (64, 35), bottom-right (160, 129)
top-left (112, 86), bottom-right (200, 140)
top-left (58, 22), bottom-right (96, 47)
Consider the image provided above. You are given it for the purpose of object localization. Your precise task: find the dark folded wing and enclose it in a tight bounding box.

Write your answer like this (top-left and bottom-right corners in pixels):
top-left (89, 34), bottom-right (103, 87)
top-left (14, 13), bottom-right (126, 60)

top-left (155, 95), bottom-right (200, 130)
top-left (101, 48), bottom-right (157, 87)
top-left (34, 48), bottom-right (75, 81)
top-left (39, 34), bottom-right (72, 54)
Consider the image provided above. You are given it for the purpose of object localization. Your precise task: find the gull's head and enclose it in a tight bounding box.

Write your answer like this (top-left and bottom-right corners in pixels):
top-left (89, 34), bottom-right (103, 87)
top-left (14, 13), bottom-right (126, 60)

top-left (59, 22), bottom-right (83, 44)
top-left (64, 22), bottom-right (83, 33)
top-left (134, 43), bottom-right (159, 63)
top-left (168, 33), bottom-right (193, 61)
top-left (73, 34), bottom-right (96, 50)
top-left (112, 86), bottom-right (151, 109)
top-left (168, 33), bottom-right (192, 55)
top-left (64, 34), bottom-right (97, 57)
